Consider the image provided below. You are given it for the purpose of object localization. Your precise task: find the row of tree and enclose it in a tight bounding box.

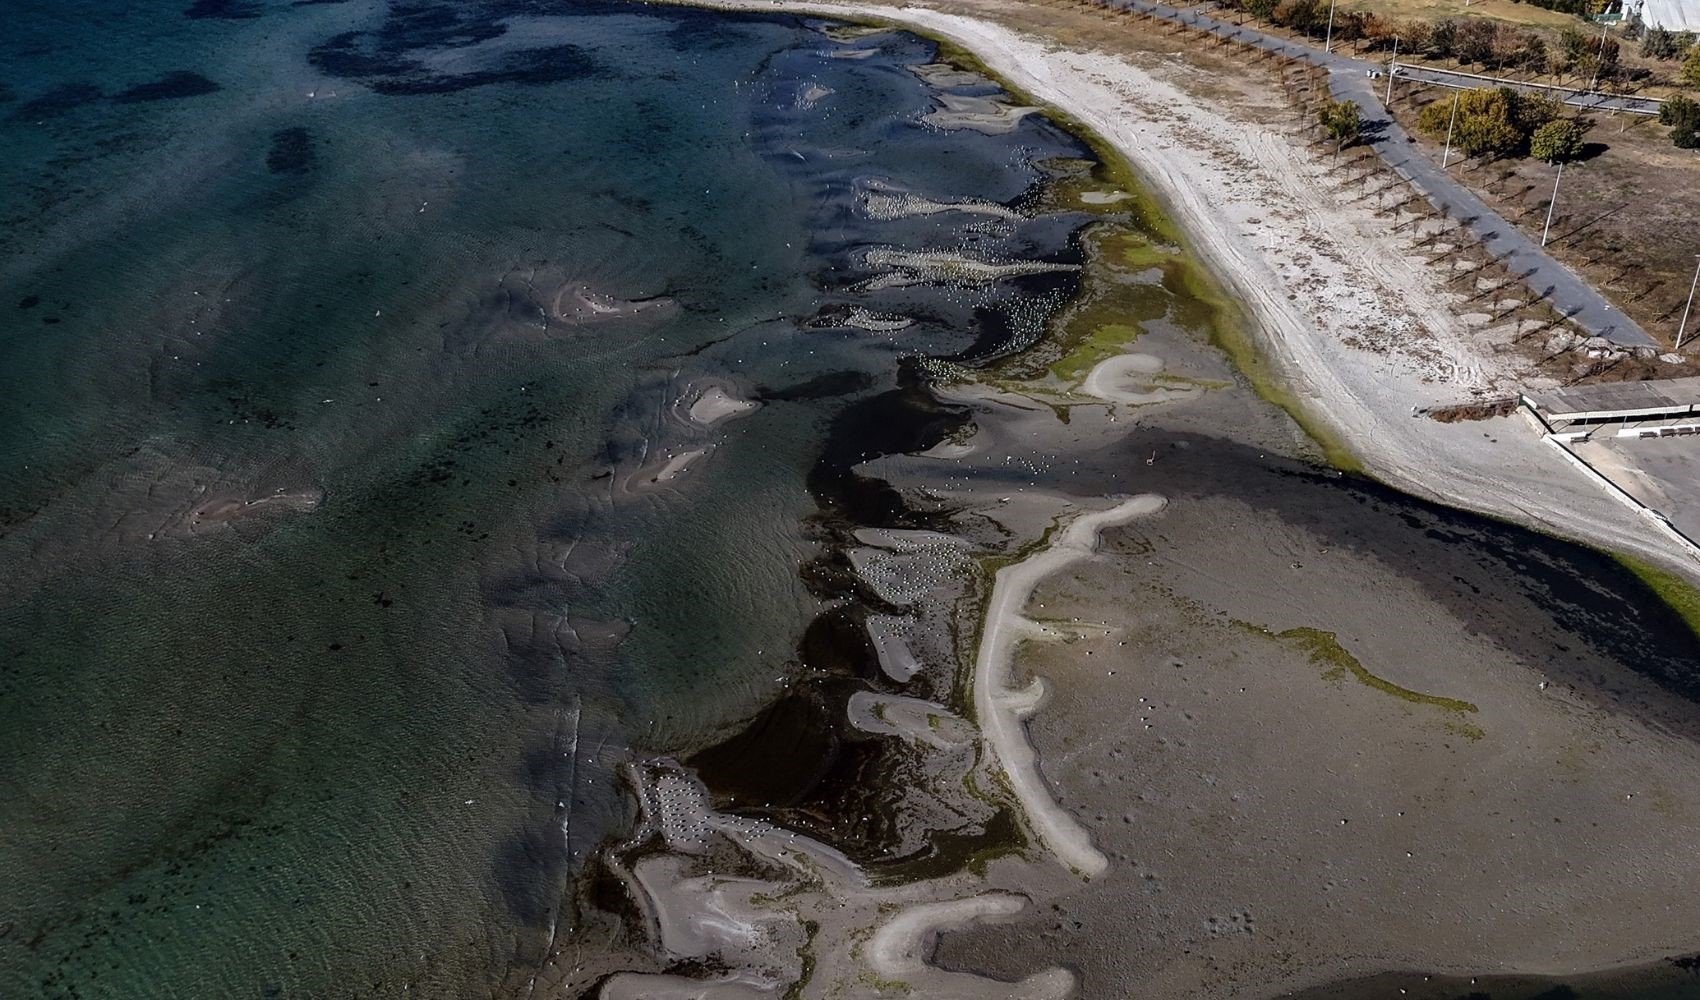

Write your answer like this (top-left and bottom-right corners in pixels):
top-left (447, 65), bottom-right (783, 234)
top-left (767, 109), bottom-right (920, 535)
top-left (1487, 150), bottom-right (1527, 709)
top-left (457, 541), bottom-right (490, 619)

top-left (1644, 32), bottom-right (1700, 86)
top-left (1639, 26), bottom-right (1696, 61)
top-left (1220, 1), bottom-right (1700, 88)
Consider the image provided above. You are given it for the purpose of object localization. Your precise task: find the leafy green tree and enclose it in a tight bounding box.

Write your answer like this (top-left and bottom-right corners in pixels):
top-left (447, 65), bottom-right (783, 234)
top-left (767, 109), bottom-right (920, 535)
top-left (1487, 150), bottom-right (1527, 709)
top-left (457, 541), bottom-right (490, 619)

top-left (1512, 92), bottom-right (1564, 135)
top-left (1455, 18), bottom-right (1498, 65)
top-left (1317, 99), bottom-right (1362, 153)
top-left (1661, 94), bottom-right (1700, 148)
top-left (1623, 9), bottom-right (1644, 42)
top-left (1246, 0), bottom-right (1278, 20)
top-left (1271, 0), bottom-right (1324, 34)
top-left (1516, 34), bottom-right (1548, 74)
top-left (1684, 45), bottom-right (1700, 87)
top-left (1399, 19), bottom-right (1432, 55)
top-left (1587, 35), bottom-right (1622, 83)
top-left (1529, 117), bottom-right (1591, 163)
top-left (1429, 19), bottom-right (1458, 58)
top-left (1417, 87), bottom-right (1524, 157)
top-left (1558, 25), bottom-right (1587, 74)
top-left (1643, 26), bottom-right (1681, 60)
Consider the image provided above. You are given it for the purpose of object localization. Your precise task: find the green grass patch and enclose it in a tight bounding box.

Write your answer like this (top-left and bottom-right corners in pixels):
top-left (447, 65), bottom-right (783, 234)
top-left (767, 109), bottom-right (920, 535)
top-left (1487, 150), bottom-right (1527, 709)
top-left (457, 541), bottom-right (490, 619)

top-left (1204, 313), bottom-right (1362, 473)
top-left (1442, 718), bottom-right (1486, 742)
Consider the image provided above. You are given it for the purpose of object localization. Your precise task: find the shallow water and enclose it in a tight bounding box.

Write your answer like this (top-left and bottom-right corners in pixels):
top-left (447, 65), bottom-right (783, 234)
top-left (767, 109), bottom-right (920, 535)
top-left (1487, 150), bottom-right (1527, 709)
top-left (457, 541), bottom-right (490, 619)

top-left (0, 2), bottom-right (1092, 995)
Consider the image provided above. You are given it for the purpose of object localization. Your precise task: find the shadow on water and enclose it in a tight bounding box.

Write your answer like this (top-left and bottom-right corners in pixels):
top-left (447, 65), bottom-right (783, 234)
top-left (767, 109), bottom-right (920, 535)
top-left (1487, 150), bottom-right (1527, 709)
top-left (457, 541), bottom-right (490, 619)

top-left (184, 0), bottom-right (262, 20)
top-left (804, 359), bottom-right (971, 528)
top-left (8, 83), bottom-right (103, 121)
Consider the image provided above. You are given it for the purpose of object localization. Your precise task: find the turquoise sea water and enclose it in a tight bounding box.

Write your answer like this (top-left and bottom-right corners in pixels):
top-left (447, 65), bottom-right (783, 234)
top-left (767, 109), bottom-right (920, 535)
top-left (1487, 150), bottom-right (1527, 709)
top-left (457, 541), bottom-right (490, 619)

top-left (0, 1), bottom-right (1093, 994)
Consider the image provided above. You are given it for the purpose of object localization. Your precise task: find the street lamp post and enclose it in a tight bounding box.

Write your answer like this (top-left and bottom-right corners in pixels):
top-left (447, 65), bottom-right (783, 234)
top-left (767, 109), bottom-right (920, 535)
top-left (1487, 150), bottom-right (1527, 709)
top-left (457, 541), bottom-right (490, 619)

top-left (1324, 0), bottom-right (1338, 53)
top-left (1588, 21), bottom-right (1610, 93)
top-left (1441, 91), bottom-right (1461, 168)
top-left (1540, 160), bottom-right (1565, 247)
top-left (1677, 255), bottom-right (1700, 352)
top-left (1385, 35), bottom-right (1399, 105)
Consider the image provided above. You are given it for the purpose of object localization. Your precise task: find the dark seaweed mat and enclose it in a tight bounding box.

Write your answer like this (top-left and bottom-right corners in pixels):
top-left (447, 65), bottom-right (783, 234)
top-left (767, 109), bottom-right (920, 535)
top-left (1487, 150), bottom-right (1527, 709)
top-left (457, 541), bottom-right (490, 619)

top-left (113, 70), bottom-right (219, 103)
top-left (266, 127), bottom-right (313, 174)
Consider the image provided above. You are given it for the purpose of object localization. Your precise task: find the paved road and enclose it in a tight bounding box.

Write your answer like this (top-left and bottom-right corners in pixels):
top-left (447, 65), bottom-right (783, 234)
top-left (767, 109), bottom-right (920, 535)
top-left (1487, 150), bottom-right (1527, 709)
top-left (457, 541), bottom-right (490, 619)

top-left (1392, 63), bottom-right (1664, 117)
top-left (1093, 0), bottom-right (1659, 348)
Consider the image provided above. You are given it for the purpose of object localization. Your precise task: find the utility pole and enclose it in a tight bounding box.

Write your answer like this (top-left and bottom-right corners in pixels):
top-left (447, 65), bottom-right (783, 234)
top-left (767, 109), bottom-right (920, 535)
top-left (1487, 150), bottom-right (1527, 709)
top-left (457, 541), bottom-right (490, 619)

top-left (1541, 161), bottom-right (1565, 247)
top-left (1441, 91), bottom-right (1461, 168)
top-left (1324, 0), bottom-right (1338, 53)
top-left (1385, 35), bottom-right (1399, 105)
top-left (1678, 254), bottom-right (1700, 352)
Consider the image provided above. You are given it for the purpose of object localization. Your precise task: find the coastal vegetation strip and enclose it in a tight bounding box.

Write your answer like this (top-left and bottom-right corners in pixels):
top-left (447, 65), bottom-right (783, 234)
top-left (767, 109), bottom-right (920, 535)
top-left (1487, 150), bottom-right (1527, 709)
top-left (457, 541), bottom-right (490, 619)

top-left (1613, 553), bottom-right (1700, 637)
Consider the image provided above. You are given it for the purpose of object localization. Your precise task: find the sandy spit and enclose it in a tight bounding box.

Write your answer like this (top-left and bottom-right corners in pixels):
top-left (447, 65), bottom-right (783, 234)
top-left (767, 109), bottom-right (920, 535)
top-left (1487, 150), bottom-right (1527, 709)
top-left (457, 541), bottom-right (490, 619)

top-left (972, 492), bottom-right (1168, 876)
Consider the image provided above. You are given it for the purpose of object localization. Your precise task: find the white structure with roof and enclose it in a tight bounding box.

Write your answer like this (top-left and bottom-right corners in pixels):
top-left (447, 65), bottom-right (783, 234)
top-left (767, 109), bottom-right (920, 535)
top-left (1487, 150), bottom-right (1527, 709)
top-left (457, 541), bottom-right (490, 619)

top-left (1636, 0), bottom-right (1700, 31)
top-left (1524, 375), bottom-right (1700, 441)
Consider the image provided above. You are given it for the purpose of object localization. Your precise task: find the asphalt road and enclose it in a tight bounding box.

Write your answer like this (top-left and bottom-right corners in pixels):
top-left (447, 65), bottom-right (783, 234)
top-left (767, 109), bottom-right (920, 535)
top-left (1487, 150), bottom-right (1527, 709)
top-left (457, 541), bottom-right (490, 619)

top-left (1392, 63), bottom-right (1665, 117)
top-left (1096, 0), bottom-right (1659, 348)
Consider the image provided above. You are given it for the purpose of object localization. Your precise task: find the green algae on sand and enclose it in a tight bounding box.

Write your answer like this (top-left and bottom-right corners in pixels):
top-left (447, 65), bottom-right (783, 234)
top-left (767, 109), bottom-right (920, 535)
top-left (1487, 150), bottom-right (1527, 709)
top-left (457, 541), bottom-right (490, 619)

top-left (1271, 625), bottom-right (1479, 715)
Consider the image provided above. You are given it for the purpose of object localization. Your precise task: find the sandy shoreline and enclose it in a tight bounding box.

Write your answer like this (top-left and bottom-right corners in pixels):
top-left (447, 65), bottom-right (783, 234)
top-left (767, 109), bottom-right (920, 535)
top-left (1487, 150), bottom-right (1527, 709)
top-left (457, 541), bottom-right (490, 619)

top-left (683, 0), bottom-right (1700, 588)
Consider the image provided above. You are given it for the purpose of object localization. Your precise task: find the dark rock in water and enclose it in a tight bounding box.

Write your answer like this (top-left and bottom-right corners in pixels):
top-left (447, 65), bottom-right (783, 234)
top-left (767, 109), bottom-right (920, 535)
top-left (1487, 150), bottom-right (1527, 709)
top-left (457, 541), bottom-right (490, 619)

top-left (266, 127), bottom-right (314, 175)
top-left (10, 83), bottom-right (102, 121)
top-left (184, 0), bottom-right (262, 19)
top-left (112, 71), bottom-right (220, 104)
top-left (17, 296), bottom-right (40, 310)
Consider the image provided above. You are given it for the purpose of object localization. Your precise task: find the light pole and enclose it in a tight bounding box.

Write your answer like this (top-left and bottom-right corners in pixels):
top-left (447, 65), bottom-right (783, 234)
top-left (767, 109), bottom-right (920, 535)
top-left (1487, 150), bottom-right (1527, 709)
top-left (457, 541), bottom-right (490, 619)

top-left (1540, 160), bottom-right (1565, 247)
top-left (1385, 35), bottom-right (1399, 105)
top-left (1441, 91), bottom-right (1461, 168)
top-left (1677, 254), bottom-right (1700, 352)
top-left (1324, 0), bottom-right (1338, 53)
top-left (1588, 21), bottom-right (1610, 93)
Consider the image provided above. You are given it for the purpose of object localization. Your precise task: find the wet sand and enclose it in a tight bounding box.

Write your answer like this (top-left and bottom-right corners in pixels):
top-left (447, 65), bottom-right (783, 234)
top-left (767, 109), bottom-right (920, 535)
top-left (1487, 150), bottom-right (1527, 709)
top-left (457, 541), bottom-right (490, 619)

top-left (934, 419), bottom-right (1700, 995)
top-left (556, 5), bottom-right (1700, 998)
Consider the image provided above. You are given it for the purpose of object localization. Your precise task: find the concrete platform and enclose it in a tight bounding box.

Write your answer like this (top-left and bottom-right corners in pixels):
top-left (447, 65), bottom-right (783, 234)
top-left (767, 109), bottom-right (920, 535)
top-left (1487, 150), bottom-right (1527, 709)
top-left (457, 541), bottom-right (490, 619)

top-left (1525, 376), bottom-right (1700, 440)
